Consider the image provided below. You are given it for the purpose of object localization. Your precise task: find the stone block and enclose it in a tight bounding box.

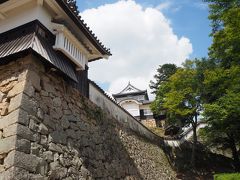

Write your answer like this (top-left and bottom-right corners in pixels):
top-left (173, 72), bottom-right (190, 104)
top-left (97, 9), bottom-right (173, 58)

top-left (37, 108), bottom-right (44, 120)
top-left (59, 154), bottom-right (71, 167)
top-left (66, 129), bottom-right (76, 138)
top-left (53, 97), bottom-right (62, 107)
top-left (42, 96), bottom-right (53, 109)
top-left (80, 166), bottom-right (90, 179)
top-left (49, 167), bottom-right (67, 179)
top-left (0, 101), bottom-right (8, 109)
top-left (7, 81), bottom-right (25, 98)
top-left (53, 153), bottom-right (59, 162)
top-left (0, 165), bottom-right (4, 173)
top-left (36, 159), bottom-right (48, 176)
top-left (0, 166), bottom-right (30, 180)
top-left (0, 136), bottom-right (16, 154)
top-left (5, 150), bottom-right (40, 172)
top-left (2, 123), bottom-right (17, 138)
top-left (0, 75), bottom-right (17, 87)
top-left (42, 81), bottom-right (55, 94)
top-left (40, 135), bottom-right (48, 145)
top-left (42, 151), bottom-right (53, 162)
top-left (49, 161), bottom-right (60, 171)
top-left (17, 124), bottom-right (34, 141)
top-left (63, 109), bottom-right (71, 115)
top-left (61, 118), bottom-right (70, 129)
top-left (72, 156), bottom-right (83, 169)
top-left (76, 102), bottom-right (83, 109)
top-left (3, 150), bottom-right (15, 168)
top-left (8, 93), bottom-right (22, 113)
top-left (0, 92), bottom-right (6, 102)
top-left (18, 109), bottom-right (29, 126)
top-left (43, 116), bottom-right (55, 130)
top-left (49, 109), bottom-right (62, 120)
top-left (49, 131), bottom-right (66, 145)
top-left (24, 84), bottom-right (35, 97)
top-left (29, 174), bottom-right (45, 180)
top-left (69, 122), bottom-right (79, 131)
top-left (29, 119), bottom-right (39, 132)
top-left (31, 143), bottom-right (42, 156)
top-left (48, 143), bottom-right (63, 153)
top-left (8, 123), bottom-right (30, 140)
top-left (62, 115), bottom-right (77, 123)
top-left (40, 90), bottom-right (48, 97)
top-left (26, 70), bottom-right (41, 92)
top-left (0, 103), bottom-right (8, 116)
top-left (0, 81), bottom-right (18, 93)
top-left (39, 123), bottom-right (48, 135)
top-left (21, 94), bottom-right (38, 116)
top-left (16, 138), bottom-right (31, 154)
top-left (0, 108), bottom-right (26, 130)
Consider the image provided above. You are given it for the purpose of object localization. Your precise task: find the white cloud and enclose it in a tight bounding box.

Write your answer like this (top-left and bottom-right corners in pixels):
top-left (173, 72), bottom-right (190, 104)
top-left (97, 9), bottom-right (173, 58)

top-left (156, 1), bottom-right (172, 11)
top-left (81, 0), bottom-right (192, 100)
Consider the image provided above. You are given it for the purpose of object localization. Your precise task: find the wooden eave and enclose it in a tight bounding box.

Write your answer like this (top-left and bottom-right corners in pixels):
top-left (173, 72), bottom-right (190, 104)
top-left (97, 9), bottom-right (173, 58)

top-left (55, 0), bottom-right (112, 58)
top-left (113, 90), bottom-right (148, 98)
top-left (0, 20), bottom-right (78, 82)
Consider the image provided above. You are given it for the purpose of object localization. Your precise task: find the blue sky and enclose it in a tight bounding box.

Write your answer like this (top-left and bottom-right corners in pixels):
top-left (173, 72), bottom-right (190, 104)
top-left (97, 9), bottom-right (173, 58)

top-left (77, 0), bottom-right (211, 59)
top-left (77, 0), bottom-right (212, 95)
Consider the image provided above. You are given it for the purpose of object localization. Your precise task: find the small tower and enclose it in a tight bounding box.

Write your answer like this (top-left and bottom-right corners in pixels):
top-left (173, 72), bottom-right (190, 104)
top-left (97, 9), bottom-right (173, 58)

top-left (113, 83), bottom-right (157, 127)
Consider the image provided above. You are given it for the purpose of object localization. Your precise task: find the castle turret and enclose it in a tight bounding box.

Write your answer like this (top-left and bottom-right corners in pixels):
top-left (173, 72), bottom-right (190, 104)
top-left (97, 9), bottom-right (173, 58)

top-left (0, 0), bottom-right (111, 96)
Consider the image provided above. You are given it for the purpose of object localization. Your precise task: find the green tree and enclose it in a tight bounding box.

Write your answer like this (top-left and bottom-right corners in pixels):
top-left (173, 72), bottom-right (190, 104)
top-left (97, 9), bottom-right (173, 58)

top-left (163, 67), bottom-right (202, 168)
top-left (152, 60), bottom-right (205, 168)
top-left (202, 66), bottom-right (240, 171)
top-left (205, 0), bottom-right (240, 67)
top-left (149, 64), bottom-right (177, 94)
top-left (204, 0), bottom-right (240, 33)
top-left (199, 0), bottom-right (240, 171)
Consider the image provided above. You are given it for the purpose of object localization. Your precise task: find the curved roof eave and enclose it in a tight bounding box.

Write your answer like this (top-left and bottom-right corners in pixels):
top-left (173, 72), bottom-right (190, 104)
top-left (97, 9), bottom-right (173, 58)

top-left (119, 99), bottom-right (142, 106)
top-left (55, 0), bottom-right (112, 57)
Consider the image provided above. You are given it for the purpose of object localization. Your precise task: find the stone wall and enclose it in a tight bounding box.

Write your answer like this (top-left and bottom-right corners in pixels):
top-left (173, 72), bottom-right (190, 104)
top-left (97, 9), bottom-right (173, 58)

top-left (0, 58), bottom-right (32, 178)
top-left (141, 119), bottom-right (157, 128)
top-left (89, 82), bottom-right (162, 144)
top-left (0, 55), bottom-right (176, 179)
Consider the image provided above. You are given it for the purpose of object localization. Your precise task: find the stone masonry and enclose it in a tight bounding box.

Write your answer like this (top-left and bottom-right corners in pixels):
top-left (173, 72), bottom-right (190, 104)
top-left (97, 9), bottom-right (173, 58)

top-left (141, 119), bottom-right (157, 128)
top-left (0, 55), bottom-right (176, 179)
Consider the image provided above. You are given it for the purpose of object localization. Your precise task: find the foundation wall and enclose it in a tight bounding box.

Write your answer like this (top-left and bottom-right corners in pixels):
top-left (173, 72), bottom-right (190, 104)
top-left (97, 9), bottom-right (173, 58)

top-left (0, 55), bottom-right (175, 180)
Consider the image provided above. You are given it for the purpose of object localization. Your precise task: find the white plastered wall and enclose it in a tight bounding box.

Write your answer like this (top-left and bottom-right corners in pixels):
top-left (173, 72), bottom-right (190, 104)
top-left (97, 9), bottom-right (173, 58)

top-left (0, 1), bottom-right (53, 34)
top-left (121, 101), bottom-right (140, 117)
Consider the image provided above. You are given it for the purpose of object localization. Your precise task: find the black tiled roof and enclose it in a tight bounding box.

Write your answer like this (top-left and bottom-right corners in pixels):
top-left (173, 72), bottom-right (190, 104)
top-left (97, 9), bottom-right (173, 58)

top-left (0, 20), bottom-right (77, 82)
top-left (112, 90), bottom-right (148, 98)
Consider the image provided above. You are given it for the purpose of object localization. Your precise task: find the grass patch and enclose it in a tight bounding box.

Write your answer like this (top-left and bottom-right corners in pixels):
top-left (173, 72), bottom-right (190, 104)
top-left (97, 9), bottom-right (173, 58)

top-left (214, 173), bottom-right (240, 180)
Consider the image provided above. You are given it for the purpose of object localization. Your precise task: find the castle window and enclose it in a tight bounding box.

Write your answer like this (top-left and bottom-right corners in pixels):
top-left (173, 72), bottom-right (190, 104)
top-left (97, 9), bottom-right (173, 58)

top-left (53, 23), bottom-right (88, 70)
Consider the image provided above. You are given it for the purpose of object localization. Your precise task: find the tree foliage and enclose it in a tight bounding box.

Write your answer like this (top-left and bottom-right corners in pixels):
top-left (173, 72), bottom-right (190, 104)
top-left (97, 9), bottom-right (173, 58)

top-left (204, 0), bottom-right (240, 33)
top-left (201, 0), bottom-right (240, 171)
top-left (205, 0), bottom-right (240, 67)
top-left (149, 64), bottom-right (177, 94)
top-left (202, 66), bottom-right (240, 170)
top-left (150, 0), bottom-right (240, 171)
top-left (151, 60), bottom-right (204, 167)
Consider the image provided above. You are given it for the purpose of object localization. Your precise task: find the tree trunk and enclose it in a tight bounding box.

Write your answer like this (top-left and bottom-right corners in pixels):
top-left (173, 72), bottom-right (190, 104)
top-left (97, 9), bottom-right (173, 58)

top-left (228, 134), bottom-right (240, 172)
top-left (191, 114), bottom-right (198, 168)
